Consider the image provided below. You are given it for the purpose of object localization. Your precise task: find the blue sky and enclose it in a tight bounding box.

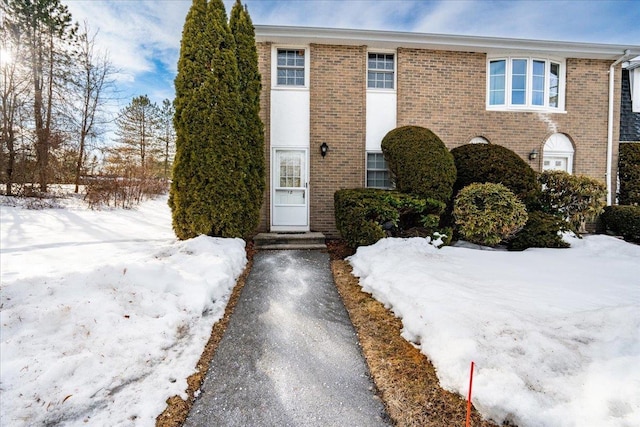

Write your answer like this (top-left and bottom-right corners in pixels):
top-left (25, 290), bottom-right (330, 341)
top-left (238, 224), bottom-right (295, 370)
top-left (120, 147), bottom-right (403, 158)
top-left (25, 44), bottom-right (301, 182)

top-left (64, 0), bottom-right (640, 112)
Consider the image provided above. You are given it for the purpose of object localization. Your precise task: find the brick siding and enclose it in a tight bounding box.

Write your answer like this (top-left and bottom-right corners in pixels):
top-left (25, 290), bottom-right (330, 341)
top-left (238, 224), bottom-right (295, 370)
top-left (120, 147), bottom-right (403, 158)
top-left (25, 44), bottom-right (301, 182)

top-left (309, 44), bottom-right (366, 237)
top-left (257, 42), bottom-right (622, 237)
top-left (256, 42), bottom-right (271, 233)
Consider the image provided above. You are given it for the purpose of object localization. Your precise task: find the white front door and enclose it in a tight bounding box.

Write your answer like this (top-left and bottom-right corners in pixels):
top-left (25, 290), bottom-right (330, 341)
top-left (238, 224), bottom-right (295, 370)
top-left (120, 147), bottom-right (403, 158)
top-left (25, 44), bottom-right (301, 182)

top-left (543, 156), bottom-right (568, 172)
top-left (272, 149), bottom-right (309, 231)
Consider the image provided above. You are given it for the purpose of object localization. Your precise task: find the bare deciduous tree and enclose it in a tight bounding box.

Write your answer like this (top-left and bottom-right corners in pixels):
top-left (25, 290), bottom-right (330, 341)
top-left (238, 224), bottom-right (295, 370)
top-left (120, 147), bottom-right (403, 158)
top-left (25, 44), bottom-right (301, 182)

top-left (1, 10), bottom-right (30, 195)
top-left (69, 22), bottom-right (115, 193)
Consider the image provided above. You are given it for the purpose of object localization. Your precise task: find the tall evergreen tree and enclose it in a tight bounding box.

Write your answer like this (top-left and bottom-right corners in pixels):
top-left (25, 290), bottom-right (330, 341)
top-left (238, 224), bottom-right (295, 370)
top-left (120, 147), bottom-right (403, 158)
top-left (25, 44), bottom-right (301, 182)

top-left (4, 0), bottom-right (77, 192)
top-left (115, 95), bottom-right (161, 169)
top-left (230, 0), bottom-right (265, 233)
top-left (170, 0), bottom-right (251, 239)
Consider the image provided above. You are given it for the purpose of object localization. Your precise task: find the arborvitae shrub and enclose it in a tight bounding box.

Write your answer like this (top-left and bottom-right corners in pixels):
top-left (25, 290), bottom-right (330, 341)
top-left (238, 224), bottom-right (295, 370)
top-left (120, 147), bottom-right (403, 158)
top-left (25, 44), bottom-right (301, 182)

top-left (508, 211), bottom-right (570, 251)
top-left (334, 188), bottom-right (446, 248)
top-left (450, 143), bottom-right (539, 207)
top-left (381, 126), bottom-right (456, 204)
top-left (600, 205), bottom-right (640, 243)
top-left (618, 143), bottom-right (640, 205)
top-left (170, 0), bottom-right (255, 239)
top-left (230, 0), bottom-right (265, 232)
top-left (454, 183), bottom-right (528, 247)
top-left (538, 170), bottom-right (606, 233)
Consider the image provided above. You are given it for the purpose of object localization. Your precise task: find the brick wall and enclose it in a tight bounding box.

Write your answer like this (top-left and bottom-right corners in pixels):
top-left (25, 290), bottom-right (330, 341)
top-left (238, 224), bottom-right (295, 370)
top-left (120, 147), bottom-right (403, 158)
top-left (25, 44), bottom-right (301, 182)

top-left (309, 44), bottom-right (366, 237)
top-left (256, 42), bottom-right (621, 236)
top-left (397, 48), bottom-right (621, 190)
top-left (256, 42), bottom-right (271, 233)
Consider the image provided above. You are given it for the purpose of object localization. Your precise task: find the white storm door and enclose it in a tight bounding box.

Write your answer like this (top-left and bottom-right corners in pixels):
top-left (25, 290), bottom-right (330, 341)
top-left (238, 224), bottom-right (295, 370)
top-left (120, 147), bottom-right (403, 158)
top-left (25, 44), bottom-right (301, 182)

top-left (543, 156), bottom-right (568, 172)
top-left (272, 149), bottom-right (308, 229)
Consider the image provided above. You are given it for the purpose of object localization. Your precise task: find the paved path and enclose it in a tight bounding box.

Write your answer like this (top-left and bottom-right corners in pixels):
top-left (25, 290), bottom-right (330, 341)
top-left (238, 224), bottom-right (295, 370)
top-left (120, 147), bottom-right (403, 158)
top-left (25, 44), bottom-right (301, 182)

top-left (184, 250), bottom-right (390, 427)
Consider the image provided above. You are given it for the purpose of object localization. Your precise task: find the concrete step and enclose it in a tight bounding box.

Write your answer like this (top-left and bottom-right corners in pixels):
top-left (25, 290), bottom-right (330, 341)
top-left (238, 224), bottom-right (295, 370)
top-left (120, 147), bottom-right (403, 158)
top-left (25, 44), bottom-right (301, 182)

top-left (253, 232), bottom-right (326, 250)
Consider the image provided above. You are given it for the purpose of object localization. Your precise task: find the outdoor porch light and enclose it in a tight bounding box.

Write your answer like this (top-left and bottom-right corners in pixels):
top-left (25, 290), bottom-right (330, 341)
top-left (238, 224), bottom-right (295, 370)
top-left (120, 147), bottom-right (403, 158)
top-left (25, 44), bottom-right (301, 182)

top-left (529, 149), bottom-right (538, 160)
top-left (320, 142), bottom-right (329, 157)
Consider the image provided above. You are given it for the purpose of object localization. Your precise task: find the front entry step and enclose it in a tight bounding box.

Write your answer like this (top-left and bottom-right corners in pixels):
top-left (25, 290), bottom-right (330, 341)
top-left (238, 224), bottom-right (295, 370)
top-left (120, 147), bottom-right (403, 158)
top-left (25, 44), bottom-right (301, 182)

top-left (253, 232), bottom-right (326, 250)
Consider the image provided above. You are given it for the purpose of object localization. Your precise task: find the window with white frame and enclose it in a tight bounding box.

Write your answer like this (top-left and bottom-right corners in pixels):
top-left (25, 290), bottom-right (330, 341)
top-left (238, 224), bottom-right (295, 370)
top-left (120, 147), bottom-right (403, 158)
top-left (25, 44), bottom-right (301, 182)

top-left (277, 49), bottom-right (305, 86)
top-left (368, 53), bottom-right (395, 89)
top-left (488, 57), bottom-right (563, 110)
top-left (366, 152), bottom-right (392, 188)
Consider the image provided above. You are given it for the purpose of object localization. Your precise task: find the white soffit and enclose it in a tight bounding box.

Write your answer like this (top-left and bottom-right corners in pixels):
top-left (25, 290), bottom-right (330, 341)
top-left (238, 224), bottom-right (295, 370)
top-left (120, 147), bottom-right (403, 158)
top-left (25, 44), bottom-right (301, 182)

top-left (255, 25), bottom-right (640, 60)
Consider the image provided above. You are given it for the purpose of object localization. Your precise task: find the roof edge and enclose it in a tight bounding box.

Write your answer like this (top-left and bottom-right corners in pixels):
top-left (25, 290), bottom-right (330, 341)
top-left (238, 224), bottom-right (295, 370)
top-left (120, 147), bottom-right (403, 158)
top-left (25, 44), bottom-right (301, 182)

top-left (254, 25), bottom-right (640, 60)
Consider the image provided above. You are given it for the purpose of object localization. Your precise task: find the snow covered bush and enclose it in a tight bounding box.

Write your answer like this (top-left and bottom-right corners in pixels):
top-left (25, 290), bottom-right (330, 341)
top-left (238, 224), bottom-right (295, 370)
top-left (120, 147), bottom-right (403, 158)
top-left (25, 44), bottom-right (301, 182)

top-left (381, 126), bottom-right (456, 204)
top-left (508, 211), bottom-right (570, 251)
top-left (600, 205), bottom-right (640, 243)
top-left (334, 188), bottom-right (445, 248)
top-left (538, 170), bottom-right (606, 232)
top-left (454, 183), bottom-right (527, 246)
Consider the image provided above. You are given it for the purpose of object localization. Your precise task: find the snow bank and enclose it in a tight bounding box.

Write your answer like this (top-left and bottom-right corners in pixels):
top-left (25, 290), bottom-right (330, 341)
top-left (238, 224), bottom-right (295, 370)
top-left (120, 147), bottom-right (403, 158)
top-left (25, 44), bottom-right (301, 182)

top-left (0, 196), bottom-right (247, 426)
top-left (349, 236), bottom-right (640, 427)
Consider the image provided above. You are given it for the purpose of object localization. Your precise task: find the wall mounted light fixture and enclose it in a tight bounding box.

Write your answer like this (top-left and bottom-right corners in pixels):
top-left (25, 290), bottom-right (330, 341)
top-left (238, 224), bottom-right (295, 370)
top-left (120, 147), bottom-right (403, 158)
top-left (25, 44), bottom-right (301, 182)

top-left (529, 149), bottom-right (538, 161)
top-left (320, 142), bottom-right (329, 158)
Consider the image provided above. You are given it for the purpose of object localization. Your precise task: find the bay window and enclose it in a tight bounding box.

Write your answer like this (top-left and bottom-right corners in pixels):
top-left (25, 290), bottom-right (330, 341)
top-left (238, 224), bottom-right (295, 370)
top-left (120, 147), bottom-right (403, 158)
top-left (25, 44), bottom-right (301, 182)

top-left (488, 57), bottom-right (564, 111)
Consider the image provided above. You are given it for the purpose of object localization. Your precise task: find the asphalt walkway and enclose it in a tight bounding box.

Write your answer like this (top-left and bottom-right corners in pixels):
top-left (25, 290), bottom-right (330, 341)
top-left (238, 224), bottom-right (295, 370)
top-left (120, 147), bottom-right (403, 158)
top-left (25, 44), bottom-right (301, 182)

top-left (184, 250), bottom-right (390, 426)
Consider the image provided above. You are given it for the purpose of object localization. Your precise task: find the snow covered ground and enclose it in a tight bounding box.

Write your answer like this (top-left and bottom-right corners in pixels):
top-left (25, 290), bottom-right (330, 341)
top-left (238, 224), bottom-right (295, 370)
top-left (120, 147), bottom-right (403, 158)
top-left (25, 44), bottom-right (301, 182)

top-left (0, 193), bottom-right (247, 426)
top-left (349, 235), bottom-right (640, 427)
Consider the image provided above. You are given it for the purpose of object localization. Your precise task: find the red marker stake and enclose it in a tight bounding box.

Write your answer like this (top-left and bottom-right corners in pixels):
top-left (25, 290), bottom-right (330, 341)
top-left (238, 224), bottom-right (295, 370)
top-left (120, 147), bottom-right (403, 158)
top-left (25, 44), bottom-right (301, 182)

top-left (466, 361), bottom-right (475, 427)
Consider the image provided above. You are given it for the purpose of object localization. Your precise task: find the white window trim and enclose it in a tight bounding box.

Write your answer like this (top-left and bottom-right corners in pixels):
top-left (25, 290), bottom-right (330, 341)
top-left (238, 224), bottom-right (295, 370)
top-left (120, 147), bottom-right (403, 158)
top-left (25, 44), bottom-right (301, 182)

top-left (543, 133), bottom-right (574, 174)
top-left (365, 151), bottom-right (393, 189)
top-left (486, 55), bottom-right (566, 113)
top-left (272, 45), bottom-right (310, 91)
top-left (367, 49), bottom-right (397, 93)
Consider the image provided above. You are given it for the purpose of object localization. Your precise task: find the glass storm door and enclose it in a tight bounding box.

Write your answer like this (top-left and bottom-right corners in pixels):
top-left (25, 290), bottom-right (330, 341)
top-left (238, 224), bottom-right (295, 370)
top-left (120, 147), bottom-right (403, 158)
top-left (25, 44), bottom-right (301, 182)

top-left (272, 149), bottom-right (308, 229)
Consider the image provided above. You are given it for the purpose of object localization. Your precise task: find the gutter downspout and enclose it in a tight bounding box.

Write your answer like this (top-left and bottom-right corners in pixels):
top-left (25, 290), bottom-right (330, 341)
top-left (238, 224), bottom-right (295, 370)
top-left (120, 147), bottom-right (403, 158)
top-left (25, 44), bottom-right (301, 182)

top-left (607, 49), bottom-right (631, 205)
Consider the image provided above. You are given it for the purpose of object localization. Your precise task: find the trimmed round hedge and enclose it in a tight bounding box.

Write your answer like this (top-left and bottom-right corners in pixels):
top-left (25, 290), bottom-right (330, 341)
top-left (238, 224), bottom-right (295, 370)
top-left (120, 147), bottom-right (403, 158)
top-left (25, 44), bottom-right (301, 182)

top-left (450, 143), bottom-right (539, 207)
top-left (454, 182), bottom-right (528, 247)
top-left (381, 126), bottom-right (456, 204)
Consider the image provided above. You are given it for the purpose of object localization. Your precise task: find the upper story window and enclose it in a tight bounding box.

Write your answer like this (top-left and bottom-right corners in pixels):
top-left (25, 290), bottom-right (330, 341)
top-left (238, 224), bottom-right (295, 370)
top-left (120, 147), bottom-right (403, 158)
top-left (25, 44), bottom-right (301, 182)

top-left (488, 57), bottom-right (564, 111)
top-left (277, 49), bottom-right (305, 86)
top-left (368, 53), bottom-right (395, 89)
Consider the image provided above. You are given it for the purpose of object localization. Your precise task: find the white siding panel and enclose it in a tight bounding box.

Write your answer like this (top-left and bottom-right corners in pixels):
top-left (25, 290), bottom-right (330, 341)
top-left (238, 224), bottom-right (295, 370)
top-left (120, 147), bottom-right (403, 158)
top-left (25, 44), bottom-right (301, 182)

top-left (366, 91), bottom-right (397, 151)
top-left (271, 90), bottom-right (310, 147)
top-left (632, 68), bottom-right (640, 113)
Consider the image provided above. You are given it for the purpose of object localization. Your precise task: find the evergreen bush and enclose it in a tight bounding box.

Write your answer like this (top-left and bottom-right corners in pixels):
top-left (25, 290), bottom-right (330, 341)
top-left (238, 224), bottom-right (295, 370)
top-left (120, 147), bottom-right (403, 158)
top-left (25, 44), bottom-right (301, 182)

top-left (538, 170), bottom-right (606, 233)
top-left (508, 211), bottom-right (569, 251)
top-left (450, 143), bottom-right (539, 207)
top-left (381, 126), bottom-right (456, 204)
top-left (618, 143), bottom-right (640, 205)
top-left (454, 183), bottom-right (528, 246)
top-left (600, 205), bottom-right (640, 243)
top-left (230, 0), bottom-right (265, 231)
top-left (334, 188), bottom-right (446, 248)
top-left (170, 0), bottom-right (261, 239)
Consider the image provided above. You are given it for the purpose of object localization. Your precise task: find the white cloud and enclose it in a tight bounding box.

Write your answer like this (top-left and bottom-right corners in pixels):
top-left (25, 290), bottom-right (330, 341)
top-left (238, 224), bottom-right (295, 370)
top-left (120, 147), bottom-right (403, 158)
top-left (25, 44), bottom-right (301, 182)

top-left (65, 0), bottom-right (190, 89)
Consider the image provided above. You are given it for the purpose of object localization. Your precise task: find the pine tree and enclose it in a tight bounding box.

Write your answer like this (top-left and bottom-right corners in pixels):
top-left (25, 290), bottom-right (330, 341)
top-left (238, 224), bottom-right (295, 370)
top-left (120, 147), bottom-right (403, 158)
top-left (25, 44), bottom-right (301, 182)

top-left (170, 0), bottom-right (251, 239)
top-left (230, 0), bottom-right (265, 233)
top-left (4, 0), bottom-right (77, 192)
top-left (115, 95), bottom-right (161, 170)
